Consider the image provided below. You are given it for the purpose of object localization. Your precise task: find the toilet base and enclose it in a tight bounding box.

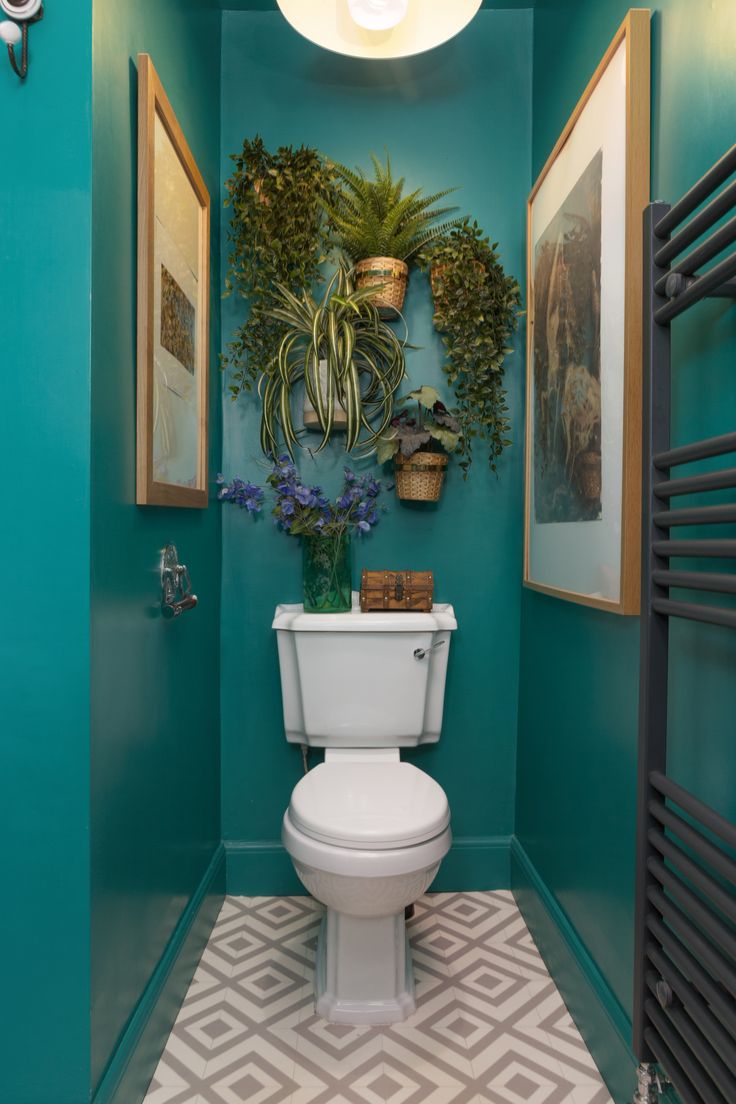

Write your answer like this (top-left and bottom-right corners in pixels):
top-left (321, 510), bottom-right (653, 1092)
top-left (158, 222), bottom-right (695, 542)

top-left (314, 910), bottom-right (415, 1024)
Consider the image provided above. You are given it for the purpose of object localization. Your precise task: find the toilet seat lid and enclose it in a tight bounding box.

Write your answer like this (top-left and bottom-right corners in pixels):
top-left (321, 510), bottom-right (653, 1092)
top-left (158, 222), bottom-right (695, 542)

top-left (288, 761), bottom-right (450, 850)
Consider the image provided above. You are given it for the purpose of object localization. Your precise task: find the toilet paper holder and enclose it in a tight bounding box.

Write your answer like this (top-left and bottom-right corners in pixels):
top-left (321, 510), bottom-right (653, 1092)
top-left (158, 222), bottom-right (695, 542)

top-left (160, 543), bottom-right (198, 619)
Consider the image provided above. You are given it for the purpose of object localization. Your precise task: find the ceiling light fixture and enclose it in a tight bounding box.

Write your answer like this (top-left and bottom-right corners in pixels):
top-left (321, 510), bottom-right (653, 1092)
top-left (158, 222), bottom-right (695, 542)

top-left (275, 0), bottom-right (483, 61)
top-left (347, 0), bottom-right (408, 32)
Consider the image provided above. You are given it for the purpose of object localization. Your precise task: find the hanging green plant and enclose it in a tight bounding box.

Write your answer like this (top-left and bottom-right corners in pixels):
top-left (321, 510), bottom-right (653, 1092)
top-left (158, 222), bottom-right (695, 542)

top-left (421, 219), bottom-right (522, 475)
top-left (261, 264), bottom-right (406, 458)
top-left (323, 153), bottom-right (461, 316)
top-left (222, 136), bottom-right (336, 399)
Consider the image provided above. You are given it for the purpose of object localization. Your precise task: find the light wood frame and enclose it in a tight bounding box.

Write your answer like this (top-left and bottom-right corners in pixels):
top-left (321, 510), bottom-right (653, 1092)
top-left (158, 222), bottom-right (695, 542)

top-left (523, 9), bottom-right (650, 615)
top-left (137, 53), bottom-right (210, 508)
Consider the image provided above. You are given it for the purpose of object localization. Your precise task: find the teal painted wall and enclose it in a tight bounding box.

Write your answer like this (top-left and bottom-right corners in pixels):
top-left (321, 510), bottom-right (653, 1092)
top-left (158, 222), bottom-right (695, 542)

top-left (517, 0), bottom-right (736, 1096)
top-left (0, 4), bottom-right (93, 1101)
top-left (90, 0), bottom-right (223, 1094)
top-left (219, 9), bottom-right (532, 890)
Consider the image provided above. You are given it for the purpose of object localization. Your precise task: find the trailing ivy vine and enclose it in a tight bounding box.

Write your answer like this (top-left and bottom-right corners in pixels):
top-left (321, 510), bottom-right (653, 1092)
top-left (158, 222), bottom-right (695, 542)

top-left (421, 219), bottom-right (522, 475)
top-left (222, 137), bottom-right (335, 399)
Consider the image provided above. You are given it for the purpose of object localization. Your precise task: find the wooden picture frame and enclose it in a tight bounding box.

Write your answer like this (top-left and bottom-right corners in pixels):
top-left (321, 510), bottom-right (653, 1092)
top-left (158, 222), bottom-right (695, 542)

top-left (137, 53), bottom-right (210, 508)
top-left (524, 10), bottom-right (650, 614)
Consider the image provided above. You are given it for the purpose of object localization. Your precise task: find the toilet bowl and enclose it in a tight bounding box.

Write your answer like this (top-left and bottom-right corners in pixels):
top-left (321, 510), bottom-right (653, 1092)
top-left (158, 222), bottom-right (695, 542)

top-left (273, 595), bottom-right (457, 1024)
top-left (282, 755), bottom-right (451, 1022)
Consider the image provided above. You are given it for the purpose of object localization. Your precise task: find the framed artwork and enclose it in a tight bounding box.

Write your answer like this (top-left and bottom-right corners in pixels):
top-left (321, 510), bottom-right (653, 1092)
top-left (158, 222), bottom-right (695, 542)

top-left (524, 10), bottom-right (650, 613)
top-left (137, 53), bottom-right (210, 508)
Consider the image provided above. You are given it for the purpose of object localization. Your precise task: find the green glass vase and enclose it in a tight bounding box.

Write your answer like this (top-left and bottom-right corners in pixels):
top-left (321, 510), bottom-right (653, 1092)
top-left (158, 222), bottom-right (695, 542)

top-left (302, 532), bottom-right (352, 613)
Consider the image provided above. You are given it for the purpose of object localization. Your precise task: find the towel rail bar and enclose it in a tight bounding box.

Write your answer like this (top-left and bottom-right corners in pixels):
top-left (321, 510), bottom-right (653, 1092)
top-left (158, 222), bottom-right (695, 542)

top-left (646, 858), bottom-right (736, 964)
top-left (648, 869), bottom-right (736, 967)
top-left (650, 771), bottom-right (736, 849)
top-left (654, 216), bottom-right (736, 297)
top-left (646, 949), bottom-right (736, 1077)
top-left (653, 469), bottom-right (736, 498)
top-left (646, 1006), bottom-right (727, 1104)
top-left (652, 504), bottom-right (736, 527)
top-left (644, 1029), bottom-right (701, 1104)
top-left (652, 539), bottom-right (736, 557)
top-left (648, 800), bottom-right (736, 887)
top-left (655, 249), bottom-right (736, 323)
top-left (645, 994), bottom-right (736, 1103)
top-left (654, 179), bottom-right (736, 267)
top-left (650, 598), bottom-right (736, 629)
top-left (646, 921), bottom-right (736, 1040)
top-left (647, 886), bottom-right (736, 998)
top-left (654, 431), bottom-right (736, 469)
top-left (648, 850), bottom-right (736, 939)
top-left (651, 570), bottom-right (736, 594)
top-left (653, 143), bottom-right (736, 238)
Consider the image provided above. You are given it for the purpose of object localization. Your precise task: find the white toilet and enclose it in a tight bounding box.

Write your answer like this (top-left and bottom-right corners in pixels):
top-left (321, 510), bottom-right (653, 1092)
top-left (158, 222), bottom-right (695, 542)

top-left (273, 594), bottom-right (457, 1024)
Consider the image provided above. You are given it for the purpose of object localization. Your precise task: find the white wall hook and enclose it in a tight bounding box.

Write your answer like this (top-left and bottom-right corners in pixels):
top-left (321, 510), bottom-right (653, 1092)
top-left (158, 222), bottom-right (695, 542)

top-left (1, 0), bottom-right (43, 81)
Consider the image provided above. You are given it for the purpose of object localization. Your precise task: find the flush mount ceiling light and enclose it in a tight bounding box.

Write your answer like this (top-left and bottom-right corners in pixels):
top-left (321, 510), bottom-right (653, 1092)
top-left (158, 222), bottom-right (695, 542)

top-left (348, 0), bottom-right (408, 32)
top-left (276, 0), bottom-right (483, 60)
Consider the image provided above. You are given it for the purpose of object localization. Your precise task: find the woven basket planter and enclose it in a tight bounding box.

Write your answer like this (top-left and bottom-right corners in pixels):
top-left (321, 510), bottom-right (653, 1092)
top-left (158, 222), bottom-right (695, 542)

top-left (355, 256), bottom-right (409, 317)
top-left (394, 452), bottom-right (448, 502)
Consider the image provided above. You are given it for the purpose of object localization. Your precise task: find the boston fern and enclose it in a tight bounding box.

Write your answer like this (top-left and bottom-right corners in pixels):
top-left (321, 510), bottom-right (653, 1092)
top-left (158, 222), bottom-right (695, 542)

top-left (261, 265), bottom-right (406, 458)
top-left (324, 153), bottom-right (461, 263)
top-left (222, 137), bottom-right (335, 398)
top-left (422, 220), bottom-right (522, 475)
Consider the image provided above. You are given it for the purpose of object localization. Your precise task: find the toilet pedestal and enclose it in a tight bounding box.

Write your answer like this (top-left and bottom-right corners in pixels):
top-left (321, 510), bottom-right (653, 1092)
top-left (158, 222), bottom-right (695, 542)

top-left (315, 909), bottom-right (415, 1024)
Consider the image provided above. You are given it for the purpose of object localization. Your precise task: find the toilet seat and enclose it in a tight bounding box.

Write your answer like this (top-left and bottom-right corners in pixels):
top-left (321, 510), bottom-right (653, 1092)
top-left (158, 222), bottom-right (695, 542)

top-left (288, 761), bottom-right (450, 850)
top-left (282, 808), bottom-right (452, 879)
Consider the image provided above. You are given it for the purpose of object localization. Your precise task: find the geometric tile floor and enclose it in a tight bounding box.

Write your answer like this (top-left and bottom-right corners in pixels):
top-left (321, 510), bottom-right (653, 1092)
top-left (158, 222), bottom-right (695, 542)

top-left (144, 893), bottom-right (614, 1104)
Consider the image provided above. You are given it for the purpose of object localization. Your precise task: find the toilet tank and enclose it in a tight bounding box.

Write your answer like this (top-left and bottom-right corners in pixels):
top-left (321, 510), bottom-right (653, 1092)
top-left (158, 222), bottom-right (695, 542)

top-left (273, 594), bottom-right (457, 747)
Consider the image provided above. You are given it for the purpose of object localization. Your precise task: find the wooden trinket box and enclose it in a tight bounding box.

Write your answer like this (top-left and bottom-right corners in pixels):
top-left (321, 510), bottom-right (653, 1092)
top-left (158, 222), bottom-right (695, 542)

top-left (360, 570), bottom-right (434, 612)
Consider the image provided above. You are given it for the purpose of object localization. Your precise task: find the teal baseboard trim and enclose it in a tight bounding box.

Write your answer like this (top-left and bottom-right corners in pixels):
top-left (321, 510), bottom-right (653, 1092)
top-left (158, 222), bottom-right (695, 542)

top-left (510, 837), bottom-right (636, 1104)
top-left (431, 835), bottom-right (511, 890)
top-left (225, 838), bottom-right (303, 895)
top-left (225, 835), bottom-right (511, 895)
top-left (92, 844), bottom-right (226, 1104)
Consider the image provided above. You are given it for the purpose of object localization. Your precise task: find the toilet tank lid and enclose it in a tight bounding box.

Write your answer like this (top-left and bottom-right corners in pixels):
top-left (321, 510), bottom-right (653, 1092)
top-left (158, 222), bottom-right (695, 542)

top-left (272, 593), bottom-right (457, 632)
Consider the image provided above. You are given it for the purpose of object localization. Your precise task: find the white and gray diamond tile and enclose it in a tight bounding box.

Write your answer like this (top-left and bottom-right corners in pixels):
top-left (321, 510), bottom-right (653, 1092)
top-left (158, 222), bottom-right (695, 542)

top-left (144, 895), bottom-right (613, 1104)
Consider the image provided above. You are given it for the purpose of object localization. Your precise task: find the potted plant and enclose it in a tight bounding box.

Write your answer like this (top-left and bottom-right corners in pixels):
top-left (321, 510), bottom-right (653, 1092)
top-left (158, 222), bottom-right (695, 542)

top-left (323, 154), bottom-right (461, 317)
top-left (217, 460), bottom-right (384, 613)
top-left (222, 136), bottom-right (335, 400)
top-left (420, 219), bottom-right (522, 475)
top-left (377, 385), bottom-right (461, 501)
top-left (261, 264), bottom-right (406, 458)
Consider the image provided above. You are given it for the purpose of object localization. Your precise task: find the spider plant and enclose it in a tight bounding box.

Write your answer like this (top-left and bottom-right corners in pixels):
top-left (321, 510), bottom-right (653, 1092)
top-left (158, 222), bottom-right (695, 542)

top-left (261, 265), bottom-right (406, 457)
top-left (323, 153), bottom-right (462, 264)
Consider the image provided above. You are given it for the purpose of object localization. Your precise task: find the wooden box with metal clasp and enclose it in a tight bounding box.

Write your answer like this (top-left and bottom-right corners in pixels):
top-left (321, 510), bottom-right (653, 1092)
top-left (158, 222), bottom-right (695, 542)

top-left (359, 570), bottom-right (434, 613)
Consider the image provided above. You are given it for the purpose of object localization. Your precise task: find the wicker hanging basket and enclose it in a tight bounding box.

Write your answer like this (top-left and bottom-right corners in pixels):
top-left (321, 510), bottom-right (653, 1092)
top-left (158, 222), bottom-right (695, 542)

top-left (394, 452), bottom-right (448, 502)
top-left (355, 256), bottom-right (409, 317)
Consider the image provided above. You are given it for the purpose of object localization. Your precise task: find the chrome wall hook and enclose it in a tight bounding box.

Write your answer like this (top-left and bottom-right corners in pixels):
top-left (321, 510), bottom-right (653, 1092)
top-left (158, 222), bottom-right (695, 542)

top-left (160, 543), bottom-right (198, 620)
top-left (1, 0), bottom-right (43, 81)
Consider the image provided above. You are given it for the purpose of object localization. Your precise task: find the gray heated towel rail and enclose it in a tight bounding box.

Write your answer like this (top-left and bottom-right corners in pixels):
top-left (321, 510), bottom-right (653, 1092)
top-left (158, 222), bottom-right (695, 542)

top-left (634, 144), bottom-right (736, 1104)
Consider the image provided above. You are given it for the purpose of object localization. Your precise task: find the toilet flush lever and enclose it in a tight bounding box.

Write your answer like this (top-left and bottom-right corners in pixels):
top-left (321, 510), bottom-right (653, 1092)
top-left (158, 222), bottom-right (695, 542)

top-left (160, 543), bottom-right (198, 619)
top-left (413, 640), bottom-right (446, 661)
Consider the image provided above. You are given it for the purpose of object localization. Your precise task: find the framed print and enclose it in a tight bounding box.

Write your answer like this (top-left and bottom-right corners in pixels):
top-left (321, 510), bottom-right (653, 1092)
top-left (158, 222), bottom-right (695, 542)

top-left (137, 53), bottom-right (210, 508)
top-left (524, 10), bottom-right (650, 613)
